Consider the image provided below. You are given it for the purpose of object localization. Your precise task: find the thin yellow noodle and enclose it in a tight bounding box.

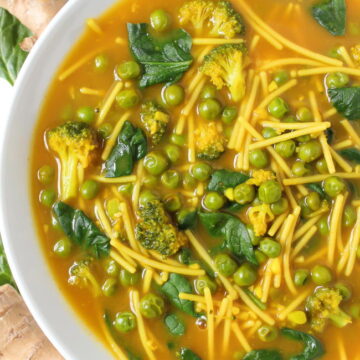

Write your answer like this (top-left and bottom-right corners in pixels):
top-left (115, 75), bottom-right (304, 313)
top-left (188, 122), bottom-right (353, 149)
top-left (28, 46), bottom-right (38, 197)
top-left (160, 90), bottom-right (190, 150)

top-left (149, 250), bottom-right (183, 267)
top-left (352, 200), bottom-right (360, 207)
top-left (333, 139), bottom-right (353, 150)
top-left (96, 81), bottom-right (124, 126)
top-left (285, 2), bottom-right (294, 16)
top-left (175, 115), bottom-right (187, 136)
top-left (188, 71), bottom-right (204, 93)
top-left (261, 260), bottom-right (273, 303)
top-left (143, 268), bottom-right (153, 293)
top-left (283, 173), bottom-right (360, 185)
top-left (182, 77), bottom-right (206, 117)
top-left (337, 336), bottom-right (348, 360)
top-left (215, 297), bottom-right (229, 328)
top-left (249, 123), bottom-right (329, 150)
top-left (231, 322), bottom-right (252, 352)
top-left (337, 240), bottom-right (351, 274)
top-left (345, 207), bottom-right (360, 276)
top-left (338, 46), bottom-right (355, 68)
top-left (119, 202), bottom-right (140, 252)
top-left (268, 212), bottom-right (289, 236)
top-left (259, 71), bottom-right (268, 96)
top-left (79, 87), bottom-right (105, 96)
top-left (192, 38), bottom-right (245, 45)
top-left (341, 120), bottom-right (360, 147)
top-left (91, 175), bottom-right (137, 184)
top-left (323, 107), bottom-right (338, 119)
top-left (284, 178), bottom-right (298, 209)
top-left (330, 148), bottom-right (353, 173)
top-left (278, 289), bottom-right (312, 320)
top-left (298, 66), bottom-right (360, 77)
top-left (188, 114), bottom-right (196, 163)
top-left (222, 299), bottom-right (233, 355)
top-left (131, 160), bottom-right (144, 213)
top-left (260, 58), bottom-right (324, 71)
top-left (228, 120), bottom-right (242, 149)
top-left (204, 288), bottom-right (215, 360)
top-left (131, 290), bottom-right (156, 360)
top-left (250, 34), bottom-right (261, 52)
top-left (196, 182), bottom-right (205, 197)
top-left (292, 225), bottom-right (318, 259)
top-left (336, 192), bottom-right (348, 253)
top-left (185, 230), bottom-right (238, 299)
top-left (94, 199), bottom-right (113, 236)
top-left (86, 18), bottom-right (103, 34)
top-left (257, 79), bottom-right (298, 109)
top-left (111, 239), bottom-right (205, 276)
top-left (260, 121), bottom-right (326, 130)
top-left (101, 111), bottom-right (130, 159)
top-left (241, 133), bottom-right (252, 171)
top-left (110, 250), bottom-right (137, 274)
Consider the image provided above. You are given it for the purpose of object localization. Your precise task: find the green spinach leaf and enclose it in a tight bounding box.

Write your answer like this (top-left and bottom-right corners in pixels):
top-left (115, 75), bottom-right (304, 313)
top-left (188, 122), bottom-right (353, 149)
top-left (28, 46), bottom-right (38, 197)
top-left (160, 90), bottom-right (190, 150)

top-left (104, 121), bottom-right (147, 178)
top-left (207, 170), bottom-right (250, 193)
top-left (164, 313), bottom-right (186, 336)
top-left (53, 202), bottom-right (110, 258)
top-left (0, 9), bottom-right (32, 85)
top-left (127, 23), bottom-right (193, 88)
top-left (339, 148), bottom-right (360, 163)
top-left (178, 348), bottom-right (202, 360)
top-left (311, 0), bottom-right (346, 36)
top-left (0, 237), bottom-right (16, 288)
top-left (305, 183), bottom-right (326, 199)
top-left (199, 212), bottom-right (257, 265)
top-left (243, 349), bottom-right (283, 360)
top-left (328, 87), bottom-right (360, 120)
top-left (281, 328), bottom-right (325, 360)
top-left (161, 273), bottom-right (198, 317)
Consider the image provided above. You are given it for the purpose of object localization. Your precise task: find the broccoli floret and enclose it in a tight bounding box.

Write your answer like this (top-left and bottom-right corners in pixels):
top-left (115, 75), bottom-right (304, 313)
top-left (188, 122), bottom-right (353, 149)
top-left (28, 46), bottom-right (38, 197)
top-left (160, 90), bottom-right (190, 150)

top-left (306, 287), bottom-right (352, 333)
top-left (179, 0), bottom-right (215, 31)
top-left (210, 1), bottom-right (245, 38)
top-left (68, 259), bottom-right (101, 297)
top-left (47, 121), bottom-right (101, 201)
top-left (135, 200), bottom-right (187, 257)
top-left (140, 101), bottom-right (170, 145)
top-left (195, 121), bottom-right (226, 161)
top-left (200, 44), bottom-right (247, 102)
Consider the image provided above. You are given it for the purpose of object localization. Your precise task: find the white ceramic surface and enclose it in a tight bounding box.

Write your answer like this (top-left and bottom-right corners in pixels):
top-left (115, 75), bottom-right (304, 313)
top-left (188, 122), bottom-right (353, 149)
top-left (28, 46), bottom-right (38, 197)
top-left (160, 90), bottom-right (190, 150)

top-left (0, 1), bottom-right (120, 359)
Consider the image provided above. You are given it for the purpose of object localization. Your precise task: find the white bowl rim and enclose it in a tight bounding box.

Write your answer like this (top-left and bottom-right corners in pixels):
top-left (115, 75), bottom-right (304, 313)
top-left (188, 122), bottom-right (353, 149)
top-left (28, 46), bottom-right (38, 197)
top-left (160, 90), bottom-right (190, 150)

top-left (0, 0), bottom-right (120, 359)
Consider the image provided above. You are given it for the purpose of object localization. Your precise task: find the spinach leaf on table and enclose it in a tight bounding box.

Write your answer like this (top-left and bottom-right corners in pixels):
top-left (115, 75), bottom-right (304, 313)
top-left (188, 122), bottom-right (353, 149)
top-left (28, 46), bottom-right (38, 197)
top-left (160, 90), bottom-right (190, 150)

top-left (0, 237), bottom-right (16, 288)
top-left (339, 148), bottom-right (360, 163)
top-left (178, 348), bottom-right (202, 360)
top-left (243, 349), bottom-right (283, 360)
top-left (311, 0), bottom-right (346, 36)
top-left (0, 9), bottom-right (32, 85)
top-left (328, 87), bottom-right (360, 120)
top-left (53, 202), bottom-right (110, 258)
top-left (207, 169), bottom-right (250, 193)
top-left (104, 121), bottom-right (147, 178)
top-left (199, 212), bottom-right (257, 265)
top-left (127, 23), bottom-right (193, 88)
top-left (164, 313), bottom-right (186, 336)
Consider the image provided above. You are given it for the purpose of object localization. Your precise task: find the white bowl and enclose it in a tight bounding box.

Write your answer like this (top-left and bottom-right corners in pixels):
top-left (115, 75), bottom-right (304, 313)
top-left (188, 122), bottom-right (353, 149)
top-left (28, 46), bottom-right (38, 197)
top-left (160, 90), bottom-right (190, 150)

top-left (0, 1), bottom-right (120, 358)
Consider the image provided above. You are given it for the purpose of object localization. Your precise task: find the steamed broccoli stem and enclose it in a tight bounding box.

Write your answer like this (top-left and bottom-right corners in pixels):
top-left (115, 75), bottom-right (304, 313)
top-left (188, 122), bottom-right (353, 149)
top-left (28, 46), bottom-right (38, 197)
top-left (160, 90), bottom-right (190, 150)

top-left (328, 310), bottom-right (352, 328)
top-left (70, 260), bottom-right (101, 297)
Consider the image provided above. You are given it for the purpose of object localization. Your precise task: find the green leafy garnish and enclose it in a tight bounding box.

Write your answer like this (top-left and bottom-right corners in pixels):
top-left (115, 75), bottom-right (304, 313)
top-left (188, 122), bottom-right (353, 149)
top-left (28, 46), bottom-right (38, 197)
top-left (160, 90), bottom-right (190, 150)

top-left (53, 202), bottom-right (110, 258)
top-left (207, 169), bottom-right (249, 193)
top-left (127, 23), bottom-right (193, 88)
top-left (104, 121), bottom-right (147, 178)
top-left (311, 0), bottom-right (346, 36)
top-left (161, 273), bottom-right (198, 317)
top-left (0, 9), bottom-right (32, 85)
top-left (0, 237), bottom-right (16, 288)
top-left (339, 148), bottom-right (360, 163)
top-left (328, 87), bottom-right (360, 120)
top-left (243, 349), bottom-right (283, 360)
top-left (199, 212), bottom-right (257, 265)
top-left (164, 313), bottom-right (186, 336)
top-left (178, 348), bottom-right (202, 360)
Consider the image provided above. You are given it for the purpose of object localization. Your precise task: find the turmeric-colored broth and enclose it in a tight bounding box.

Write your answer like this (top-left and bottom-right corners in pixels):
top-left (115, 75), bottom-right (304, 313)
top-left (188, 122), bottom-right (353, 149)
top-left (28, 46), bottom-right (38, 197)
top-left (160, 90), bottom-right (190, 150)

top-left (31, 0), bottom-right (360, 359)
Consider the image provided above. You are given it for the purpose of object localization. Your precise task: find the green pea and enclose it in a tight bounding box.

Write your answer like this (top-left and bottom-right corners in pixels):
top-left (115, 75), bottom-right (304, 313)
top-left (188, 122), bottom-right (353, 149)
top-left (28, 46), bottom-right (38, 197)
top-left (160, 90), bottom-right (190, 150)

top-left (270, 197), bottom-right (289, 215)
top-left (76, 106), bottom-right (96, 124)
top-left (194, 275), bottom-right (218, 295)
top-left (170, 133), bottom-right (186, 146)
top-left (294, 269), bottom-right (309, 287)
top-left (144, 152), bottom-right (169, 175)
top-left (283, 115), bottom-right (297, 123)
top-left (328, 47), bottom-right (341, 59)
top-left (51, 215), bottom-right (61, 230)
top-left (343, 205), bottom-right (356, 227)
top-left (297, 134), bottom-right (311, 143)
top-left (117, 61), bottom-right (141, 80)
top-left (140, 293), bottom-right (165, 318)
top-left (119, 269), bottom-right (141, 287)
top-left (255, 250), bottom-right (268, 264)
top-left (102, 278), bottom-right (118, 297)
top-left (40, 189), bottom-right (56, 207)
top-left (262, 127), bottom-right (278, 139)
top-left (233, 263), bottom-right (258, 287)
top-left (106, 198), bottom-right (121, 218)
top-left (139, 190), bottom-right (158, 207)
top-left (105, 259), bottom-right (120, 277)
top-left (258, 180), bottom-right (282, 204)
top-left (200, 84), bottom-right (217, 100)
top-left (311, 265), bottom-right (332, 285)
top-left (118, 183), bottom-right (133, 196)
top-left (247, 225), bottom-right (262, 246)
top-left (164, 84), bottom-right (185, 106)
top-left (161, 170), bottom-right (181, 189)
top-left (291, 161), bottom-right (311, 177)
top-left (234, 183), bottom-right (255, 205)
top-left (176, 208), bottom-right (196, 229)
top-left (326, 72), bottom-right (349, 89)
top-left (221, 106), bottom-right (237, 124)
top-left (306, 192), bottom-right (321, 211)
top-left (53, 238), bottom-right (72, 258)
top-left (316, 158), bottom-right (329, 174)
top-left (323, 176), bottom-right (345, 198)
top-left (38, 165), bottom-right (55, 185)
top-left (349, 303), bottom-right (360, 319)
top-left (296, 107), bottom-right (313, 122)
top-left (273, 70), bottom-right (289, 85)
top-left (191, 162), bottom-right (212, 181)
top-left (318, 216), bottom-right (330, 236)
top-left (164, 194), bottom-right (182, 212)
top-left (214, 254), bottom-right (237, 277)
top-left (249, 149), bottom-right (269, 169)
top-left (335, 282), bottom-right (352, 301)
top-left (298, 140), bottom-right (322, 163)
top-left (143, 176), bottom-right (157, 189)
top-left (300, 197), bottom-right (312, 218)
top-left (98, 123), bottom-right (113, 138)
top-left (183, 173), bottom-right (197, 190)
top-left (203, 192), bottom-right (225, 211)
top-left (267, 97), bottom-right (289, 119)
top-left (114, 312), bottom-right (136, 333)
top-left (80, 180), bottom-right (99, 200)
top-left (257, 325), bottom-right (278, 342)
top-left (116, 89), bottom-right (140, 109)
top-left (150, 9), bottom-right (171, 32)
top-left (164, 144), bottom-right (181, 163)
top-left (178, 248), bottom-right (192, 265)
top-left (94, 54), bottom-right (109, 72)
top-left (198, 98), bottom-right (222, 120)
top-left (274, 140), bottom-right (296, 158)
top-left (259, 238), bottom-right (282, 258)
